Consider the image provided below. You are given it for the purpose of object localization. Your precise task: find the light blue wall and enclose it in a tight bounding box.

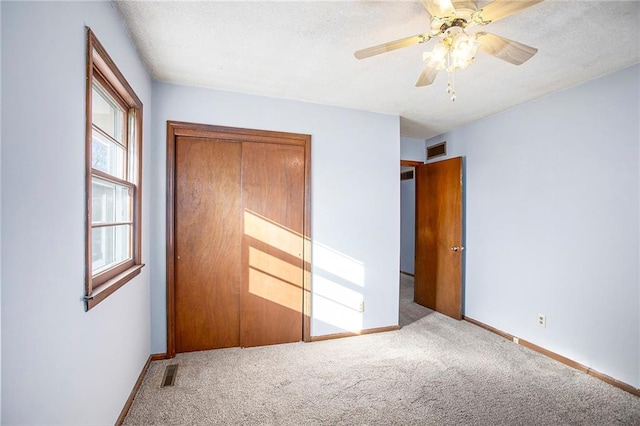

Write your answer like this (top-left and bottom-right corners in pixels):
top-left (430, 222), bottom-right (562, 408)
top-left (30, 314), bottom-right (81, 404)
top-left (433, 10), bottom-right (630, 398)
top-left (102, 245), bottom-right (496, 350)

top-left (0, 2), bottom-right (3, 419)
top-left (150, 82), bottom-right (401, 350)
top-left (427, 64), bottom-right (640, 388)
top-left (2, 2), bottom-right (636, 422)
top-left (401, 136), bottom-right (426, 161)
top-left (1, 2), bottom-right (153, 423)
top-left (400, 137), bottom-right (426, 274)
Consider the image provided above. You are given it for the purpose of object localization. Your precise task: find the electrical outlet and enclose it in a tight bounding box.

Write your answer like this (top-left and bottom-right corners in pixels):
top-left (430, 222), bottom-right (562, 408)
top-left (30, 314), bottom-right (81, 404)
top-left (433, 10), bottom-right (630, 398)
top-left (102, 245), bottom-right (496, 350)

top-left (358, 301), bottom-right (364, 312)
top-left (537, 313), bottom-right (546, 328)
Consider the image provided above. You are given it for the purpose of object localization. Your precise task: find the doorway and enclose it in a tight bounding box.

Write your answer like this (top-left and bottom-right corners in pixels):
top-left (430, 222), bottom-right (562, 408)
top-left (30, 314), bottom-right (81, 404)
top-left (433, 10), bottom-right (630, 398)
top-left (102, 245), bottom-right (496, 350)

top-left (399, 157), bottom-right (464, 323)
top-left (166, 122), bottom-right (312, 356)
top-left (414, 157), bottom-right (463, 320)
top-left (399, 159), bottom-right (427, 326)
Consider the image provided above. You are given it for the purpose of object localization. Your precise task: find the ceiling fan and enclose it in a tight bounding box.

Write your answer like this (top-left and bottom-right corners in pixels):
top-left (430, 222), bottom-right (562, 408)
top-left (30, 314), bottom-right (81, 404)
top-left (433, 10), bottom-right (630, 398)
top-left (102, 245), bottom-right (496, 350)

top-left (355, 0), bottom-right (543, 101)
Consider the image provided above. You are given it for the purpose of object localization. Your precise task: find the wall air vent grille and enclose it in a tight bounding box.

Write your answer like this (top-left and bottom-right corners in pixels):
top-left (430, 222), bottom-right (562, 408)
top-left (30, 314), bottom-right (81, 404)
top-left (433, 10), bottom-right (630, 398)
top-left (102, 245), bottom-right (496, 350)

top-left (401, 170), bottom-right (414, 181)
top-left (427, 141), bottom-right (446, 159)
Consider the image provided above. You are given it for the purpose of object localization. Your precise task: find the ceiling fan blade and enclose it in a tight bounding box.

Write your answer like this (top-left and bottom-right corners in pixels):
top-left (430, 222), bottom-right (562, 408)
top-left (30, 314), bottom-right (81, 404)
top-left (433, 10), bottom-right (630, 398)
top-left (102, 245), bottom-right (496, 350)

top-left (420, 0), bottom-right (456, 18)
top-left (415, 64), bottom-right (440, 87)
top-left (477, 0), bottom-right (543, 24)
top-left (354, 33), bottom-right (433, 59)
top-left (477, 32), bottom-right (538, 65)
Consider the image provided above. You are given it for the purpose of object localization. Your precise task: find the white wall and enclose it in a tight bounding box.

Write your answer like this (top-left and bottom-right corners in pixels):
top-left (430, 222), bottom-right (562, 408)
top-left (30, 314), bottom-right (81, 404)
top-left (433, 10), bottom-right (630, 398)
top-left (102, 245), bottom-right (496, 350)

top-left (150, 82), bottom-right (400, 350)
top-left (1, 2), bottom-right (152, 424)
top-left (427, 64), bottom-right (640, 388)
top-left (400, 136), bottom-right (426, 161)
top-left (400, 137), bottom-right (426, 274)
top-left (0, 2), bottom-right (3, 419)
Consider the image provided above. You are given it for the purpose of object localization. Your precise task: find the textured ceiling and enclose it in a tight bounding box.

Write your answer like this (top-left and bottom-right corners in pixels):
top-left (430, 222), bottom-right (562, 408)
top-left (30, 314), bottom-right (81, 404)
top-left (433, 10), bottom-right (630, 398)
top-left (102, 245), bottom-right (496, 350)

top-left (115, 0), bottom-right (640, 139)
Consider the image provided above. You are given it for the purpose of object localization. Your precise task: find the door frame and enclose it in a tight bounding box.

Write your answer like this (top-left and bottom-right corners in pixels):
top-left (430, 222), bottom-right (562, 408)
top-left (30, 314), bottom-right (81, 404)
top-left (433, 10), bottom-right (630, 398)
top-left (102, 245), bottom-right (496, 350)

top-left (166, 121), bottom-right (312, 357)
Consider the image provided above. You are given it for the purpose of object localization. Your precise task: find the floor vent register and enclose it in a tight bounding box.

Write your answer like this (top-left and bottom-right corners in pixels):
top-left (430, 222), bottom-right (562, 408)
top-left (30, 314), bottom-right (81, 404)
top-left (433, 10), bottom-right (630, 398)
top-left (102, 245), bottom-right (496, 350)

top-left (161, 364), bottom-right (179, 387)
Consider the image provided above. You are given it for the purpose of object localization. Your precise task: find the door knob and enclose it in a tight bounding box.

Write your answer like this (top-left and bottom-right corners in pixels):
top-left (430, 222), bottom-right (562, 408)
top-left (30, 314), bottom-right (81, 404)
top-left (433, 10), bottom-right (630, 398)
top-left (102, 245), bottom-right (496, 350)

top-left (451, 246), bottom-right (465, 252)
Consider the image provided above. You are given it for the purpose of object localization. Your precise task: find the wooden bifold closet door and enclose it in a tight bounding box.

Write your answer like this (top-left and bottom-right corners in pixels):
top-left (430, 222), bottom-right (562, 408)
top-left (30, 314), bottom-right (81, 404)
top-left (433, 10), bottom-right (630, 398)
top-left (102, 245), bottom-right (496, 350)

top-left (240, 142), bottom-right (305, 348)
top-left (175, 137), bottom-right (242, 352)
top-left (169, 123), bottom-right (310, 355)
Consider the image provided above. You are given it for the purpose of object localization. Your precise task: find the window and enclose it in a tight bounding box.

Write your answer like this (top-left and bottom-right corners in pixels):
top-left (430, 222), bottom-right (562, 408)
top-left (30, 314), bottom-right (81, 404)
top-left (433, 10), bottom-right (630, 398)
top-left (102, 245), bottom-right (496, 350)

top-left (85, 28), bottom-right (143, 310)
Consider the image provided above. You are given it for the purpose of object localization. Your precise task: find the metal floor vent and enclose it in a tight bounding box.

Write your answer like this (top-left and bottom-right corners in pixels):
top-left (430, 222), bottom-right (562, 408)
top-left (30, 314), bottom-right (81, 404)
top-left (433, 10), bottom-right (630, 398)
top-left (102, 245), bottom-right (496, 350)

top-left (161, 364), bottom-right (179, 387)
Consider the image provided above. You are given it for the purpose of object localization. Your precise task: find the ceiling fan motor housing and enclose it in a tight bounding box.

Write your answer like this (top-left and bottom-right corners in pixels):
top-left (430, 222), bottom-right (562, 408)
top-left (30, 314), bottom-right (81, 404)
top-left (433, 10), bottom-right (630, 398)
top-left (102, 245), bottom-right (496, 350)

top-left (432, 1), bottom-right (478, 33)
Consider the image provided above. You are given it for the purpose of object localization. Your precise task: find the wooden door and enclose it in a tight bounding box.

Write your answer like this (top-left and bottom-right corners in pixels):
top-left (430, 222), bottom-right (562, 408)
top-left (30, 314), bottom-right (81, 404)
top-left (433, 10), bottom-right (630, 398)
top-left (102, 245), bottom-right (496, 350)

top-left (174, 136), bottom-right (242, 352)
top-left (168, 122), bottom-right (311, 356)
top-left (241, 142), bottom-right (305, 347)
top-left (414, 157), bottom-right (463, 320)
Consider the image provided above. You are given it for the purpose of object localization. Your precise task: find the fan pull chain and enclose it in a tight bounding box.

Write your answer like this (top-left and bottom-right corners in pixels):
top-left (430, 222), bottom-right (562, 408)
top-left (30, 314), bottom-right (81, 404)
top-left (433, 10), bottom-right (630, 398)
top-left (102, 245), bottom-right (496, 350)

top-left (445, 52), bottom-right (456, 102)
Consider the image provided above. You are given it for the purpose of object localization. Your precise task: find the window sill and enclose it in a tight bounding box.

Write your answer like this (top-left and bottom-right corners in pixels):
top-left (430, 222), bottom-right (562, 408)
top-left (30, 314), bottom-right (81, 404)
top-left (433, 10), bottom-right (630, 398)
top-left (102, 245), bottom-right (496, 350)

top-left (85, 263), bottom-right (145, 311)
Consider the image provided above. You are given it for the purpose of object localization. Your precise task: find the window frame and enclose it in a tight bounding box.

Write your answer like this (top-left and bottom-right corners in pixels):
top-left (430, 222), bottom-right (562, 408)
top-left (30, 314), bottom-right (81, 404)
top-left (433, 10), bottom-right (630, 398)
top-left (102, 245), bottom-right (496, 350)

top-left (85, 28), bottom-right (144, 311)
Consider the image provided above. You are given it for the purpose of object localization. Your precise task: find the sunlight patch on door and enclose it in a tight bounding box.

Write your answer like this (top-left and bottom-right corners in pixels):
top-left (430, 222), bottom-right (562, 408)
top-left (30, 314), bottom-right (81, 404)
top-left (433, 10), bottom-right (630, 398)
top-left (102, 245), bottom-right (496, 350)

top-left (249, 246), bottom-right (302, 288)
top-left (248, 268), bottom-right (304, 313)
top-left (245, 211), bottom-right (307, 313)
top-left (243, 209), bottom-right (368, 332)
top-left (244, 210), bottom-right (309, 260)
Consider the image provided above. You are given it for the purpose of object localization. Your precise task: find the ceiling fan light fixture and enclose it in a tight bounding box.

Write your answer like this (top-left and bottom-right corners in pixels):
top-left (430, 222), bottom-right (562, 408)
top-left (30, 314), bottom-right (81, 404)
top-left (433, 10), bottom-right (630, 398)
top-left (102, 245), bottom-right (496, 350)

top-left (423, 43), bottom-right (449, 70)
top-left (424, 28), bottom-right (479, 101)
top-left (449, 31), bottom-right (479, 70)
top-left (354, 0), bottom-right (542, 103)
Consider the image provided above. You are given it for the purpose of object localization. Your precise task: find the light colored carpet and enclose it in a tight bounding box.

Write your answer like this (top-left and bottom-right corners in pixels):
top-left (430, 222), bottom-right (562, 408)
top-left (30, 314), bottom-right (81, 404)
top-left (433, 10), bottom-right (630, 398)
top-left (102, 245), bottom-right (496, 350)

top-left (125, 275), bottom-right (640, 425)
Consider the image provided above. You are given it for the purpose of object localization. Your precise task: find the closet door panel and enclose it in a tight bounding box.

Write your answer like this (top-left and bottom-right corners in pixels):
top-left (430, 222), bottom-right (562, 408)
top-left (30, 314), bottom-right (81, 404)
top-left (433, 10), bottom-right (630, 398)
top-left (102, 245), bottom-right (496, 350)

top-left (175, 136), bottom-right (242, 352)
top-left (241, 142), bottom-right (305, 347)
